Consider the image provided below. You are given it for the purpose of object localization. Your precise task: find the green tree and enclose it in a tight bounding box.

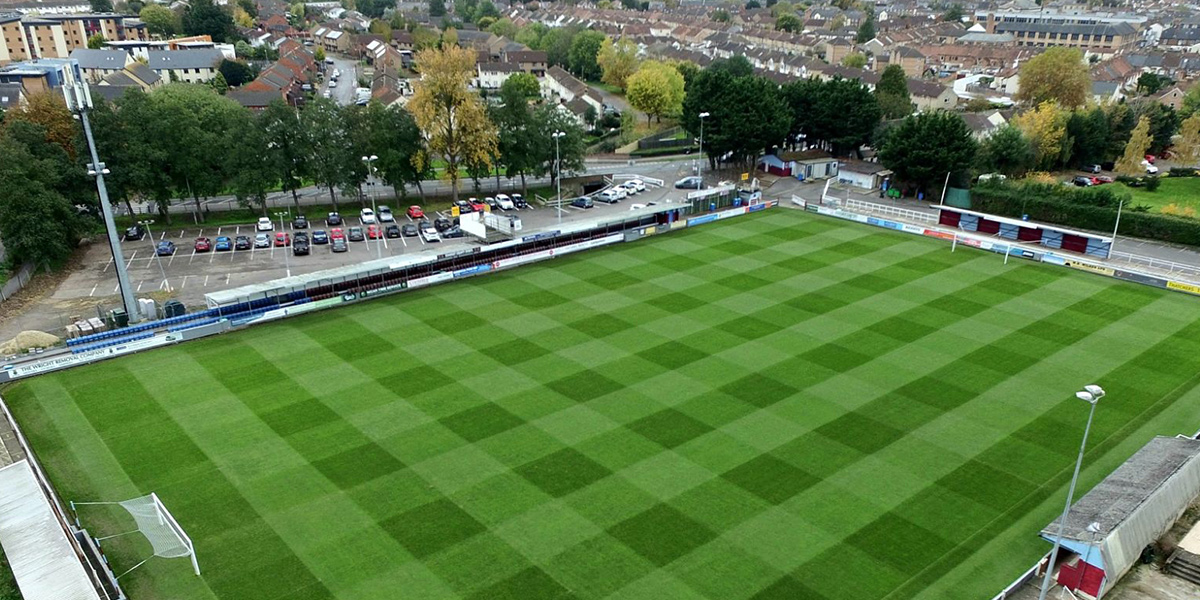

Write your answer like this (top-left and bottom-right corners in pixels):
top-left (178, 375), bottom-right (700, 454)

top-left (515, 22), bottom-right (546, 48)
top-left (841, 52), bottom-right (867, 68)
top-left (1182, 85), bottom-right (1200, 118)
top-left (942, 3), bottom-right (963, 21)
top-left (218, 59), bottom-right (254, 87)
top-left (140, 4), bottom-right (180, 36)
top-left (210, 71), bottom-right (229, 94)
top-left (709, 55), bottom-right (754, 78)
top-left (91, 0), bottom-right (114, 12)
top-left (1136, 72), bottom-right (1169, 96)
top-left (712, 8), bottom-right (730, 22)
top-left (237, 0), bottom-right (257, 17)
top-left (541, 27), bottom-right (577, 68)
top-left (259, 100), bottom-right (309, 211)
top-left (473, 0), bottom-right (499, 22)
top-left (0, 134), bottom-right (84, 267)
top-left (1013, 100), bottom-right (1069, 170)
top-left (745, 0), bottom-right (760, 7)
top-left (1066, 106), bottom-right (1110, 166)
top-left (682, 69), bottom-right (791, 171)
top-left (977, 124), bottom-right (1034, 177)
top-left (360, 103), bottom-right (427, 199)
top-left (300, 99), bottom-right (354, 208)
top-left (877, 111), bottom-right (977, 193)
top-left (597, 37), bottom-right (639, 90)
top-left (784, 76), bottom-right (881, 156)
top-left (314, 46), bottom-right (326, 62)
top-left (487, 17), bottom-right (517, 39)
top-left (1016, 47), bottom-right (1090, 109)
top-left (500, 72), bottom-right (541, 101)
top-left (875, 64), bottom-right (912, 119)
top-left (87, 33), bottom-right (106, 49)
top-left (856, 11), bottom-right (875, 43)
top-left (182, 0), bottom-right (236, 43)
top-left (289, 2), bottom-right (305, 21)
top-left (775, 13), bottom-right (801, 32)
top-left (626, 60), bottom-right (684, 123)
top-left (1130, 100), bottom-right (1180, 155)
top-left (1174, 112), bottom-right (1200, 167)
top-left (228, 111), bottom-right (275, 215)
top-left (429, 0), bottom-right (446, 17)
top-left (568, 30), bottom-right (606, 81)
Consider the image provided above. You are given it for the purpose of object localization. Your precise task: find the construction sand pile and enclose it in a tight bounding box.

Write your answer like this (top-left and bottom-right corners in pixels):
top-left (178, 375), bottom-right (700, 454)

top-left (0, 330), bottom-right (60, 355)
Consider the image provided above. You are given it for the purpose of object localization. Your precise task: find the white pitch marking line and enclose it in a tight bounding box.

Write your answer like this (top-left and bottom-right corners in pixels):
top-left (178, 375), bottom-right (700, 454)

top-left (89, 284), bottom-right (97, 297)
top-left (204, 275), bottom-right (210, 287)
top-left (102, 257), bottom-right (113, 273)
top-left (125, 250), bottom-right (138, 268)
top-left (181, 276), bottom-right (188, 289)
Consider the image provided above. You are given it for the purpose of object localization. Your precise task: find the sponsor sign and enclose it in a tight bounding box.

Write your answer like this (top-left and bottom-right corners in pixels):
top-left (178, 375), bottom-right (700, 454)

top-left (1042, 254), bottom-right (1066, 266)
top-left (716, 207), bottom-right (747, 220)
top-left (748, 203), bottom-right (768, 213)
top-left (522, 231), bottom-right (559, 243)
top-left (804, 204), bottom-right (820, 213)
top-left (642, 226), bottom-right (657, 236)
top-left (408, 272), bottom-right (454, 289)
top-left (923, 229), bottom-right (955, 241)
top-left (496, 249), bottom-right (553, 269)
top-left (901, 224), bottom-right (925, 235)
top-left (1064, 259), bottom-right (1114, 277)
top-left (453, 264), bottom-right (492, 279)
top-left (688, 214), bottom-right (719, 226)
top-left (1167, 280), bottom-right (1200, 295)
top-left (8, 336), bottom-right (170, 380)
top-left (866, 217), bottom-right (903, 231)
top-left (361, 282), bottom-right (407, 298)
top-left (1114, 270), bottom-right (1167, 288)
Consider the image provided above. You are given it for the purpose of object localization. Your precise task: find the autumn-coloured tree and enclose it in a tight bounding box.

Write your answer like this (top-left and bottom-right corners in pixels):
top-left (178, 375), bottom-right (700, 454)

top-left (1016, 47), bottom-right (1091, 109)
top-left (1115, 116), bottom-right (1152, 176)
top-left (1012, 101), bottom-right (1068, 170)
top-left (1174, 112), bottom-right (1200, 167)
top-left (8, 93), bottom-right (78, 159)
top-left (408, 43), bottom-right (498, 202)
top-left (626, 60), bottom-right (684, 123)
top-left (597, 37), bottom-right (639, 90)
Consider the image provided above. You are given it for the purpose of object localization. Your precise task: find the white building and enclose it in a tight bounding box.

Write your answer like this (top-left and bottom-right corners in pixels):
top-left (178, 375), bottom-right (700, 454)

top-left (147, 48), bottom-right (222, 84)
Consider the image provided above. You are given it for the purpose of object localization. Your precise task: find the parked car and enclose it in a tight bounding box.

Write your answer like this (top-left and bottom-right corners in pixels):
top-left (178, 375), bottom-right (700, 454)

top-left (1094, 175), bottom-right (1114, 184)
top-left (1143, 160), bottom-right (1159, 174)
top-left (1071, 176), bottom-right (1094, 187)
top-left (256, 217), bottom-right (274, 231)
top-left (378, 206), bottom-right (395, 222)
top-left (123, 225), bottom-right (145, 241)
top-left (484, 196), bottom-right (499, 210)
top-left (622, 179), bottom-right (646, 194)
top-left (293, 232), bottom-right (308, 244)
top-left (420, 224), bottom-right (441, 242)
top-left (674, 176), bottom-right (702, 189)
top-left (330, 227), bottom-right (345, 240)
top-left (274, 232), bottom-right (290, 246)
top-left (571, 197), bottom-right (594, 209)
top-left (402, 223), bottom-right (419, 237)
top-left (235, 235), bottom-right (251, 250)
top-left (1082, 164), bottom-right (1102, 174)
top-left (194, 237), bottom-right (212, 252)
top-left (1145, 154), bottom-right (1156, 164)
top-left (495, 194), bottom-right (515, 210)
top-left (360, 208), bottom-right (376, 224)
top-left (466, 198), bottom-right (486, 212)
top-left (511, 193), bottom-right (527, 208)
top-left (312, 230), bottom-right (329, 244)
top-left (214, 236), bottom-right (233, 251)
top-left (155, 240), bottom-right (175, 256)
top-left (407, 205), bottom-right (425, 219)
top-left (433, 217), bottom-right (453, 232)
top-left (293, 238), bottom-right (310, 256)
top-left (332, 238), bottom-right (348, 252)
top-left (254, 233), bottom-right (270, 248)
top-left (454, 199), bottom-right (474, 214)
top-left (327, 212), bottom-right (343, 226)
top-left (292, 215), bottom-right (308, 229)
top-left (441, 226), bottom-right (465, 238)
top-left (598, 189), bottom-right (622, 203)
top-left (385, 224), bottom-right (402, 238)
top-left (348, 226), bottom-right (365, 241)
top-left (367, 224), bottom-right (382, 239)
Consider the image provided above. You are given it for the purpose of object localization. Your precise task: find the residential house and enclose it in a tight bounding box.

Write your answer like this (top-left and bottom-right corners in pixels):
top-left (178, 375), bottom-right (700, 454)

top-left (824, 38), bottom-right (853, 65)
top-left (228, 88), bottom-right (286, 111)
top-left (321, 29), bottom-right (350, 53)
top-left (0, 58), bottom-right (74, 96)
top-left (907, 79), bottom-right (956, 111)
top-left (476, 61), bottom-right (521, 90)
top-left (147, 48), bottom-right (222, 83)
top-left (1155, 84), bottom-right (1191, 112)
top-left (504, 50), bottom-right (547, 77)
top-left (390, 30), bottom-right (413, 51)
top-left (891, 46), bottom-right (926, 78)
top-left (542, 65), bottom-right (603, 112)
top-left (960, 109), bottom-right (1009, 139)
top-left (69, 48), bottom-right (131, 82)
top-left (1092, 80), bottom-right (1122, 104)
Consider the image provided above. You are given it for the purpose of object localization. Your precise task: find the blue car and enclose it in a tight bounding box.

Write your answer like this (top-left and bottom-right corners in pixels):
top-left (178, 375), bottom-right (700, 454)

top-left (155, 240), bottom-right (176, 256)
top-left (214, 236), bottom-right (233, 251)
top-left (311, 230), bottom-right (329, 244)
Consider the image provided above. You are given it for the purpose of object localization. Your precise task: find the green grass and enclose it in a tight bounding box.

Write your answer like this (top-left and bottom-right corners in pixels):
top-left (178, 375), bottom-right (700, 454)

top-left (0, 550), bottom-right (17, 600)
top-left (8, 210), bottom-right (1200, 600)
top-left (1121, 176), bottom-right (1200, 212)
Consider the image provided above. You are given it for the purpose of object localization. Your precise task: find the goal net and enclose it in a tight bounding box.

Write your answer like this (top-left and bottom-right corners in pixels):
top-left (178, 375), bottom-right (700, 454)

top-left (73, 493), bottom-right (200, 578)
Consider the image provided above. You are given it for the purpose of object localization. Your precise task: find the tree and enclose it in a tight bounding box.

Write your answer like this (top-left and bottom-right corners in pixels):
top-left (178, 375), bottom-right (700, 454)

top-left (300, 99), bottom-right (354, 208)
top-left (1136, 72), bottom-right (1170, 96)
top-left (182, 0), bottom-right (236, 43)
top-left (875, 64), bottom-right (912, 119)
top-left (500, 72), bottom-right (541, 102)
top-left (626, 60), bottom-right (684, 123)
top-left (784, 76), bottom-right (881, 156)
top-left (259, 100), bottom-right (309, 211)
top-left (977, 124), bottom-right (1034, 177)
top-left (712, 9), bottom-right (730, 22)
top-left (1175, 112), bottom-right (1200, 167)
top-left (408, 43), bottom-right (498, 202)
top-left (775, 14), bottom-right (801, 32)
top-left (1129, 100), bottom-right (1180, 155)
top-left (1013, 101), bottom-right (1068, 170)
top-left (0, 135), bottom-right (84, 267)
top-left (681, 72), bottom-right (790, 171)
top-left (487, 17), bottom-right (517, 39)
top-left (856, 11), bottom-right (875, 43)
top-left (675, 61), bottom-right (700, 88)
top-left (87, 33), bottom-right (106, 49)
top-left (541, 27), bottom-right (577, 68)
top-left (1115, 116), bottom-right (1151, 176)
top-left (236, 0), bottom-right (256, 18)
top-left (210, 71), bottom-right (229, 94)
top-left (16, 93), bottom-right (78, 157)
top-left (228, 111), bottom-right (275, 215)
top-left (515, 23), bottom-right (546, 48)
top-left (429, 0), bottom-right (446, 16)
top-left (941, 3), bottom-right (963, 21)
top-left (232, 5), bottom-right (254, 27)
top-left (314, 46), bottom-right (326, 62)
top-left (140, 4), bottom-right (180, 36)
top-left (1182, 85), bottom-right (1200, 118)
top-left (1066, 106), bottom-right (1110, 166)
top-left (218, 59), bottom-right (254, 87)
top-left (841, 53), bottom-right (867, 68)
top-left (877, 111), bottom-right (976, 193)
top-left (289, 2), bottom-right (305, 21)
top-left (1016, 47), bottom-right (1090, 109)
top-left (597, 37), bottom-right (639, 90)
top-left (473, 0), bottom-right (499, 22)
top-left (745, 0), bottom-right (760, 7)
top-left (360, 104), bottom-right (427, 199)
top-left (568, 30), bottom-right (606, 81)
top-left (91, 0), bottom-right (114, 12)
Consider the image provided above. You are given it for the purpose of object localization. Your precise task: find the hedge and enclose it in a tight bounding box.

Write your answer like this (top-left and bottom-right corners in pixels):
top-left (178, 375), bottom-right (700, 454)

top-left (971, 181), bottom-right (1200, 247)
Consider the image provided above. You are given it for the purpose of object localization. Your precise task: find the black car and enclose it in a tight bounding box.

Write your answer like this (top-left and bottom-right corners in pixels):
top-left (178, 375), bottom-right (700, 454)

top-left (348, 226), bottom-right (365, 241)
top-left (123, 225), bottom-right (145, 241)
top-left (401, 223), bottom-right (418, 237)
top-left (327, 212), bottom-right (343, 226)
top-left (453, 199), bottom-right (473, 214)
top-left (512, 193), bottom-right (527, 208)
top-left (442, 226), bottom-right (465, 238)
top-left (293, 239), bottom-right (310, 255)
top-left (331, 238), bottom-right (348, 252)
top-left (385, 224), bottom-right (402, 238)
top-left (234, 235), bottom-right (252, 250)
top-left (674, 176), bottom-right (703, 189)
top-left (571, 197), bottom-right (594, 209)
top-left (312, 230), bottom-right (329, 244)
top-left (294, 232), bottom-right (309, 243)
top-left (1072, 176), bottom-right (1093, 187)
top-left (434, 217), bottom-right (453, 232)
top-left (293, 215), bottom-right (309, 229)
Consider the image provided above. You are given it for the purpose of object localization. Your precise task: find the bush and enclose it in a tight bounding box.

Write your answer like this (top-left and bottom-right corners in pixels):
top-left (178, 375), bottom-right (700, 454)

top-left (1145, 176), bottom-right (1161, 192)
top-left (1169, 167), bottom-right (1200, 178)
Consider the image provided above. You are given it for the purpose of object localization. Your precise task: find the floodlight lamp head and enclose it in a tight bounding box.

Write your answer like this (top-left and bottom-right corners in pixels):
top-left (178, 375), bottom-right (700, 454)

top-left (1075, 391), bottom-right (1096, 404)
top-left (1084, 384), bottom-right (1105, 398)
top-left (699, 111), bottom-right (710, 118)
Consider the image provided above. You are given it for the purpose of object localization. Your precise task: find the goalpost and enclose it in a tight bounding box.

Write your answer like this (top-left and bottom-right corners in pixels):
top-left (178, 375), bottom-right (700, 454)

top-left (71, 493), bottom-right (200, 578)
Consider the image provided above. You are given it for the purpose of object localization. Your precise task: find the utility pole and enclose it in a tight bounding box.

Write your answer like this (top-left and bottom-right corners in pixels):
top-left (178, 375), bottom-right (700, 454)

top-left (552, 131), bottom-right (565, 226)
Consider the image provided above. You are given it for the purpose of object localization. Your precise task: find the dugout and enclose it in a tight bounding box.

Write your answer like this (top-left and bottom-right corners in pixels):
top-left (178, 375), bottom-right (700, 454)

top-left (204, 203), bottom-right (689, 311)
top-left (1038, 436), bottom-right (1200, 599)
top-left (935, 206), bottom-right (1113, 258)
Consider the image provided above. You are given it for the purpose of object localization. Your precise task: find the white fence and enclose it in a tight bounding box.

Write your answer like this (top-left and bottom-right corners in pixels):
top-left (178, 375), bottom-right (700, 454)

top-left (843, 198), bottom-right (938, 225)
top-left (989, 556), bottom-right (1045, 600)
top-left (1109, 250), bottom-right (1200, 279)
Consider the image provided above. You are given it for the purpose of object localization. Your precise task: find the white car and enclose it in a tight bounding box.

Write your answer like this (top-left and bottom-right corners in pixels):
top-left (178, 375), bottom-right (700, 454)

top-left (611, 186), bottom-right (628, 199)
top-left (256, 217), bottom-right (274, 231)
top-left (1142, 160), bottom-right (1159, 174)
top-left (495, 194), bottom-right (515, 210)
top-left (420, 225), bottom-right (441, 243)
top-left (377, 206), bottom-right (395, 222)
top-left (360, 208), bottom-right (376, 224)
top-left (598, 189), bottom-right (622, 204)
top-left (622, 179), bottom-right (645, 194)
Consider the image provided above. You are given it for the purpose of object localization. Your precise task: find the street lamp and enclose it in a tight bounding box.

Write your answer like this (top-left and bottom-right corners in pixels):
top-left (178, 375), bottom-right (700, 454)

top-left (362, 154), bottom-right (382, 259)
top-left (274, 210), bottom-right (291, 278)
top-left (1037, 384), bottom-right (1105, 600)
top-left (552, 131), bottom-right (565, 225)
top-left (698, 112), bottom-right (710, 184)
top-left (138, 219), bottom-right (170, 292)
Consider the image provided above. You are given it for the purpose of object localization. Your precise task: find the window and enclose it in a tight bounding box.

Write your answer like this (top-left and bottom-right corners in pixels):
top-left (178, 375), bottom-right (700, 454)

top-left (1105, 34), bottom-right (1113, 42)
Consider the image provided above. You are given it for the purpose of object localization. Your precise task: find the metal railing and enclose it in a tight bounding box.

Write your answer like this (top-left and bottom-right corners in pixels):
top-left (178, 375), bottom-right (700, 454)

top-left (842, 198), bottom-right (938, 224)
top-left (989, 555), bottom-right (1046, 600)
top-left (0, 262), bottom-right (37, 303)
top-left (1109, 250), bottom-right (1200, 280)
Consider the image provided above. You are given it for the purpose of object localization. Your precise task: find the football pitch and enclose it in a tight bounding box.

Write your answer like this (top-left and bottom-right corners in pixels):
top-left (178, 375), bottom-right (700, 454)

top-left (8, 209), bottom-right (1200, 600)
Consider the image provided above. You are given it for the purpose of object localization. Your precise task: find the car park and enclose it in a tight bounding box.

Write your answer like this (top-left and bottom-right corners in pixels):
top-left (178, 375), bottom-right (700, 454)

top-left (123, 225), bottom-right (145, 241)
top-left (331, 238), bottom-right (348, 252)
top-left (257, 217), bottom-right (274, 231)
top-left (495, 194), bottom-right (515, 210)
top-left (235, 235), bottom-right (251, 250)
top-left (348, 226), bottom-right (365, 241)
top-left (598, 189), bottom-right (622, 204)
top-left (571, 197), bottom-right (594, 209)
top-left (407, 205), bottom-right (425, 219)
top-left (367, 224), bottom-right (382, 239)
top-left (360, 208), bottom-right (376, 224)
top-left (385, 224), bottom-right (401, 238)
top-left (420, 224), bottom-right (441, 243)
top-left (215, 236), bottom-right (233, 251)
top-left (292, 215), bottom-right (308, 229)
top-left (293, 238), bottom-right (310, 256)
top-left (674, 176), bottom-right (702, 189)
top-left (434, 217), bottom-right (453, 232)
top-left (378, 206), bottom-right (395, 222)
top-left (330, 227), bottom-right (345, 240)
top-left (274, 232), bottom-right (290, 246)
top-left (194, 237), bottom-right (212, 252)
top-left (312, 230), bottom-right (329, 244)
top-left (254, 233), bottom-right (270, 248)
top-left (327, 212), bottom-right (343, 226)
top-left (511, 193), bottom-right (527, 208)
top-left (402, 223), bottom-right (418, 237)
top-left (156, 240), bottom-right (175, 256)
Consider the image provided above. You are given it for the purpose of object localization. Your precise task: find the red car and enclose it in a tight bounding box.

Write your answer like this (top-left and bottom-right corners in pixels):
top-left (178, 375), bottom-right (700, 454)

top-left (367, 224), bottom-right (382, 239)
top-left (1145, 154), bottom-right (1156, 164)
top-left (330, 227), bottom-right (345, 240)
top-left (1092, 176), bottom-right (1114, 185)
top-left (274, 232), bottom-right (290, 247)
top-left (467, 199), bottom-right (486, 212)
top-left (194, 237), bottom-right (211, 252)
top-left (407, 205), bottom-right (424, 219)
